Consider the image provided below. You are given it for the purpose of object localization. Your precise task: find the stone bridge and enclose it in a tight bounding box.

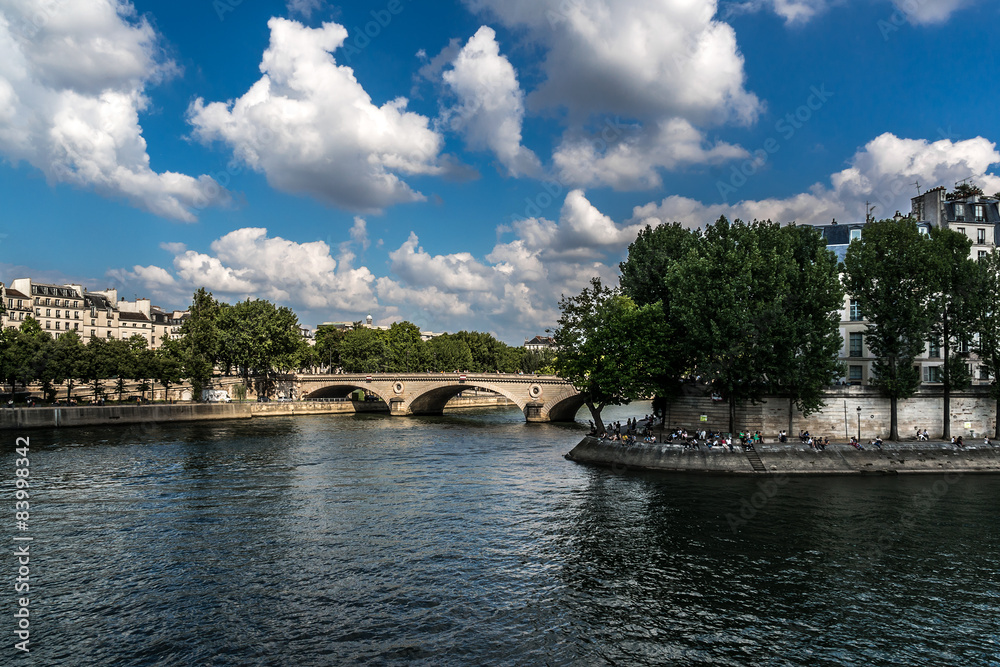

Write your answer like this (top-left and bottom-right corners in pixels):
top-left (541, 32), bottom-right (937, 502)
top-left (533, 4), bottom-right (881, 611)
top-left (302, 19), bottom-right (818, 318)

top-left (294, 373), bottom-right (585, 422)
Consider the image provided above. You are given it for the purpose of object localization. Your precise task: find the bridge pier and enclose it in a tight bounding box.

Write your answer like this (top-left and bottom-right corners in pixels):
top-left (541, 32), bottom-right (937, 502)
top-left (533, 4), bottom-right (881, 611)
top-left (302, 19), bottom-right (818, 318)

top-left (389, 398), bottom-right (408, 416)
top-left (524, 402), bottom-right (547, 422)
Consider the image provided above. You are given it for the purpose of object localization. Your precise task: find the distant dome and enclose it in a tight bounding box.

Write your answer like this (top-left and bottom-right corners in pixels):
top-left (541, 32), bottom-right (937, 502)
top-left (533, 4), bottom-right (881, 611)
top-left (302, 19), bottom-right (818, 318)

top-left (366, 314), bottom-right (373, 325)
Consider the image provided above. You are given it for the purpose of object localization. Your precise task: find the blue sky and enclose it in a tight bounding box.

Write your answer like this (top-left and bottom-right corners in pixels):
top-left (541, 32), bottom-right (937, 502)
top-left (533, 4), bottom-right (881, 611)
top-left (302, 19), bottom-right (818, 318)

top-left (2, 0), bottom-right (998, 343)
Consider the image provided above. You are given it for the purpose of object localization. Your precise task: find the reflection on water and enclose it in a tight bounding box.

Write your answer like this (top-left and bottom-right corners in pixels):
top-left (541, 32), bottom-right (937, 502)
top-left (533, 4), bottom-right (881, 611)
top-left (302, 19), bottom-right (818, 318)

top-left (6, 405), bottom-right (1000, 665)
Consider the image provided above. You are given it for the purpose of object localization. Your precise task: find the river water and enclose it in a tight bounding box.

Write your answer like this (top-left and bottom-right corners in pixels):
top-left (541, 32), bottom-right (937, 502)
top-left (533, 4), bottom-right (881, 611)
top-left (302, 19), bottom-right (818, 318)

top-left (5, 405), bottom-right (1000, 665)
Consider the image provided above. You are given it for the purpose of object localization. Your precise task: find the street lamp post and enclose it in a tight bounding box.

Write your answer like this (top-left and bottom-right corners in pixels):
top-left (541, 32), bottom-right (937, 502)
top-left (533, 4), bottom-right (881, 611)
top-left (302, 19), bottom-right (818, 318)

top-left (856, 406), bottom-right (861, 442)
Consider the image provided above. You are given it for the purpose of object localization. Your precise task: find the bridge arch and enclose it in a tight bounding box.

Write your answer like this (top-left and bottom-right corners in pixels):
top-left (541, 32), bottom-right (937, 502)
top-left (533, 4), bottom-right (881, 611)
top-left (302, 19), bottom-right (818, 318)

top-left (402, 381), bottom-right (527, 417)
top-left (303, 383), bottom-right (392, 405)
top-left (544, 394), bottom-right (589, 422)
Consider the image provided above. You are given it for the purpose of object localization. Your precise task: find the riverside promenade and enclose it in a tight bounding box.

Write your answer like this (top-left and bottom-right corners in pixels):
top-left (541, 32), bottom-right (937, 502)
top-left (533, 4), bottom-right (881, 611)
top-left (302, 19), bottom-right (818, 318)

top-left (566, 436), bottom-right (1000, 475)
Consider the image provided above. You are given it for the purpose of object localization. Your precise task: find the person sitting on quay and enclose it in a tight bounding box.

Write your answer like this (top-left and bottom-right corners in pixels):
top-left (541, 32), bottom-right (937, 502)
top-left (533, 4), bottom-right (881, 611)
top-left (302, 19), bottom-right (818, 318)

top-left (873, 435), bottom-right (883, 450)
top-left (956, 435), bottom-right (965, 448)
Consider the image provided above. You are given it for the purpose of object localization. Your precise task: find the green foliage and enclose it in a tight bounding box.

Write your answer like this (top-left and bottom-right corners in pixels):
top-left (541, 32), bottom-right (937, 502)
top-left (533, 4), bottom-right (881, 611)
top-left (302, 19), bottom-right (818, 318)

top-left (769, 224), bottom-right (846, 415)
top-left (947, 183), bottom-right (984, 200)
top-left (314, 325), bottom-right (346, 371)
top-left (425, 334), bottom-right (474, 372)
top-left (179, 288), bottom-right (223, 389)
top-left (218, 299), bottom-right (301, 397)
top-left (553, 278), bottom-right (667, 433)
top-left (339, 328), bottom-right (390, 372)
top-left (620, 222), bottom-right (697, 312)
top-left (843, 218), bottom-right (936, 438)
top-left (974, 249), bottom-right (1000, 436)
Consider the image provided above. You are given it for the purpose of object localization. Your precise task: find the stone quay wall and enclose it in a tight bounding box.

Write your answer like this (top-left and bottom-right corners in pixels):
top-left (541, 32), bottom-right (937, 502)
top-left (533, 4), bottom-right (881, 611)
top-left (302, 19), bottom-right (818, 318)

top-left (661, 385), bottom-right (997, 440)
top-left (566, 436), bottom-right (1000, 476)
top-left (0, 394), bottom-right (513, 431)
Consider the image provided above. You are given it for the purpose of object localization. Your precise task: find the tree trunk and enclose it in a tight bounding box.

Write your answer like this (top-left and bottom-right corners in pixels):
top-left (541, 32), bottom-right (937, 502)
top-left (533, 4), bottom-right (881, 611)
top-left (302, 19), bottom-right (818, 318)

top-left (942, 314), bottom-right (951, 439)
top-left (787, 396), bottom-right (794, 439)
top-left (585, 400), bottom-right (606, 436)
top-left (996, 391), bottom-right (1000, 439)
top-left (889, 396), bottom-right (899, 441)
top-left (728, 394), bottom-right (736, 435)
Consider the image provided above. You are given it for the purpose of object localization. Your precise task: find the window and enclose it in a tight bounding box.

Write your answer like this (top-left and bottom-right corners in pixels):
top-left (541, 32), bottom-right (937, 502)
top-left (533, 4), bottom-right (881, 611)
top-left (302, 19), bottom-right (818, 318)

top-left (152, 336), bottom-right (156, 345)
top-left (850, 228), bottom-right (862, 242)
top-left (929, 339), bottom-right (940, 358)
top-left (976, 205), bottom-right (986, 222)
top-left (44, 321), bottom-right (50, 329)
top-left (55, 310), bottom-right (60, 318)
top-left (957, 227), bottom-right (966, 236)
top-left (74, 312), bottom-right (79, 319)
top-left (848, 365), bottom-right (863, 382)
top-left (107, 331), bottom-right (112, 338)
top-left (91, 319), bottom-right (96, 326)
top-left (978, 228), bottom-right (987, 244)
top-left (956, 203), bottom-right (965, 218)
top-left (923, 366), bottom-right (942, 382)
top-left (960, 338), bottom-right (970, 354)
top-left (981, 366), bottom-right (991, 381)
top-left (45, 298), bottom-right (50, 306)
top-left (849, 300), bottom-right (862, 321)
top-left (981, 250), bottom-right (989, 260)
top-left (55, 322), bottom-right (60, 330)
top-left (849, 332), bottom-right (863, 357)
top-left (45, 309), bottom-right (50, 317)
top-left (74, 323), bottom-right (79, 330)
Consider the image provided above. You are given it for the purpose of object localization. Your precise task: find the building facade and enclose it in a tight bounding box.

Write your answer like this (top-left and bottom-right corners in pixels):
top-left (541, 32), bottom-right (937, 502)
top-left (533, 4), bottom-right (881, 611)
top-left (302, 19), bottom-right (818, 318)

top-left (0, 278), bottom-right (187, 349)
top-left (821, 185), bottom-right (1000, 387)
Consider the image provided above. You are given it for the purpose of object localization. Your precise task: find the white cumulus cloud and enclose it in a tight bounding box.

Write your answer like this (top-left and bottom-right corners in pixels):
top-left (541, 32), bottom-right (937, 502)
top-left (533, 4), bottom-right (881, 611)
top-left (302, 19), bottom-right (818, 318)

top-left (188, 17), bottom-right (446, 213)
top-left (0, 0), bottom-right (229, 221)
top-left (441, 26), bottom-right (540, 177)
top-left (629, 133), bottom-right (1000, 228)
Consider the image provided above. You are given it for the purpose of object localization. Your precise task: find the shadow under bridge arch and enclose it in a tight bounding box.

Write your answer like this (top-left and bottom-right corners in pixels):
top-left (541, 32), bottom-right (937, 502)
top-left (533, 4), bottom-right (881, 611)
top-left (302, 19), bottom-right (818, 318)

top-left (303, 383), bottom-right (391, 404)
top-left (404, 382), bottom-right (526, 416)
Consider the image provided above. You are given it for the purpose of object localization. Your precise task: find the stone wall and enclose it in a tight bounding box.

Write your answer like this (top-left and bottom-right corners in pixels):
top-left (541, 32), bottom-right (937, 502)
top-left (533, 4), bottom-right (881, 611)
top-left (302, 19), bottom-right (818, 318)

top-left (567, 436), bottom-right (1000, 475)
top-left (660, 385), bottom-right (997, 440)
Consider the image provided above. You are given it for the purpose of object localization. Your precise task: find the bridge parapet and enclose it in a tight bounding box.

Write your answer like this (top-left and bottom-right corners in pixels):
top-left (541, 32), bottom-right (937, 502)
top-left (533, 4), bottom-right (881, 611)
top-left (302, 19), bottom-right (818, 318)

top-left (294, 373), bottom-right (584, 422)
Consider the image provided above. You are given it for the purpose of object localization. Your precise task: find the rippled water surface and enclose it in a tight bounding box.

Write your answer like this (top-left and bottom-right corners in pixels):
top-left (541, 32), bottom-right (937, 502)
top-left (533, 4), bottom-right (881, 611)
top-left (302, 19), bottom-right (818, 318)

top-left (7, 405), bottom-right (1000, 665)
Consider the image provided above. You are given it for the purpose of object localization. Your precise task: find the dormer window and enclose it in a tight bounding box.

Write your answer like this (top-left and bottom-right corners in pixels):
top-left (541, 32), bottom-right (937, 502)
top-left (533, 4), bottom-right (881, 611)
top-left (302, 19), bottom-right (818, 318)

top-left (975, 204), bottom-right (985, 222)
top-left (850, 228), bottom-right (862, 242)
top-left (955, 203), bottom-right (965, 218)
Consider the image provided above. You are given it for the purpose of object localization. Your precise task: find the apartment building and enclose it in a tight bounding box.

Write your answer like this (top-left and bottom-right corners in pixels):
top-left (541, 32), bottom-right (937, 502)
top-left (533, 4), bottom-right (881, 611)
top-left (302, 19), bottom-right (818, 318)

top-left (821, 186), bottom-right (1000, 387)
top-left (1, 278), bottom-right (187, 348)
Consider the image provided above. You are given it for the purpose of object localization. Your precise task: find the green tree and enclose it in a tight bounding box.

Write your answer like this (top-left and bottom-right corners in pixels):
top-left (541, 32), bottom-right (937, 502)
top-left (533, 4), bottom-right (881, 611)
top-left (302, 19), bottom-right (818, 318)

top-left (667, 218), bottom-right (803, 434)
top-left (927, 226), bottom-right (978, 437)
top-left (153, 339), bottom-right (185, 401)
top-left (619, 222), bottom-right (699, 419)
top-left (2, 318), bottom-right (51, 399)
top-left (218, 299), bottom-right (301, 397)
top-left (843, 218), bottom-right (935, 440)
top-left (82, 337), bottom-right (116, 402)
top-left (179, 288), bottom-right (223, 398)
top-left (339, 327), bottom-right (390, 372)
top-left (770, 224), bottom-right (846, 430)
top-left (553, 278), bottom-right (666, 435)
top-left (521, 348), bottom-right (556, 375)
top-left (974, 250), bottom-right (1000, 438)
top-left (48, 328), bottom-right (86, 402)
top-left (314, 325), bottom-right (346, 372)
top-left (425, 334), bottom-right (473, 372)
top-left (947, 183), bottom-right (984, 200)
top-left (385, 322), bottom-right (427, 372)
